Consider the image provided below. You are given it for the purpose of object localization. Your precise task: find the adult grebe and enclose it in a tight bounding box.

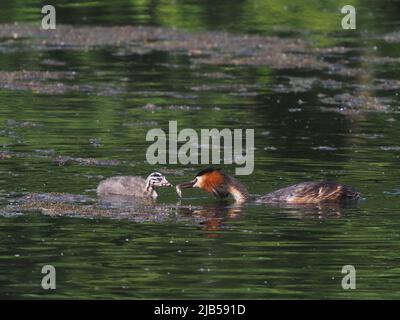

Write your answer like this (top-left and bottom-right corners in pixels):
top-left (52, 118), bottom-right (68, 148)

top-left (176, 168), bottom-right (360, 205)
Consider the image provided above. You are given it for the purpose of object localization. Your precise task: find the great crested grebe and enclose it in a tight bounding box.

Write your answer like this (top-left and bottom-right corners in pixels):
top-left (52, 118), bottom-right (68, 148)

top-left (176, 168), bottom-right (361, 205)
top-left (97, 172), bottom-right (172, 199)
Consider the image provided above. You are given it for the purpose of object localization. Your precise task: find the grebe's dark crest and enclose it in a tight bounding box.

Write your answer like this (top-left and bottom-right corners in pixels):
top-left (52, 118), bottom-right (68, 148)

top-left (176, 167), bottom-right (361, 205)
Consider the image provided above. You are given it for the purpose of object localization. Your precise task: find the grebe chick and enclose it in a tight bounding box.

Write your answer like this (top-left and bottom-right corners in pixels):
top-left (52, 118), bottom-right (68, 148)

top-left (176, 168), bottom-right (360, 205)
top-left (97, 172), bottom-right (172, 199)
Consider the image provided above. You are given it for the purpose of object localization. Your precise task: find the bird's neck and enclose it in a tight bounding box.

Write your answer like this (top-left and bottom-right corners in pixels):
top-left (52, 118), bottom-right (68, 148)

top-left (225, 176), bottom-right (252, 204)
top-left (144, 182), bottom-right (158, 199)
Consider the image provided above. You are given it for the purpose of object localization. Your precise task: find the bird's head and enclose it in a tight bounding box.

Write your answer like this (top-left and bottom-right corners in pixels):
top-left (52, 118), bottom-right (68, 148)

top-left (146, 172), bottom-right (172, 188)
top-left (176, 167), bottom-right (229, 198)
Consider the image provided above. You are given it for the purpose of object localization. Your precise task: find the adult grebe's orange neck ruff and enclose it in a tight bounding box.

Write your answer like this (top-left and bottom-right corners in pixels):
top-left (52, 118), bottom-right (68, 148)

top-left (193, 168), bottom-right (252, 203)
top-left (198, 170), bottom-right (225, 193)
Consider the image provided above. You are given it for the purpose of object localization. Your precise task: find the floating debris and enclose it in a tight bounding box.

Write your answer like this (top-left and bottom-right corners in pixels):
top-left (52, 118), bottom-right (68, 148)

top-left (34, 149), bottom-right (56, 156)
top-left (0, 150), bottom-right (123, 168)
top-left (167, 105), bottom-right (201, 111)
top-left (326, 63), bottom-right (368, 78)
top-left (272, 77), bottom-right (343, 93)
top-left (0, 70), bottom-right (125, 95)
top-left (54, 156), bottom-right (121, 167)
top-left (320, 93), bottom-right (392, 113)
top-left (142, 103), bottom-right (160, 111)
top-left (0, 24), bottom-right (323, 70)
top-left (380, 146), bottom-right (400, 151)
top-left (312, 146), bottom-right (337, 151)
top-left (351, 79), bottom-right (400, 91)
top-left (142, 103), bottom-right (200, 112)
top-left (40, 59), bottom-right (67, 66)
top-left (13, 192), bottom-right (96, 205)
top-left (2, 192), bottom-right (212, 225)
top-left (122, 121), bottom-right (158, 127)
top-left (273, 77), bottom-right (317, 93)
top-left (89, 137), bottom-right (103, 147)
top-left (383, 31), bottom-right (400, 43)
top-left (0, 70), bottom-right (79, 94)
top-left (5, 119), bottom-right (40, 128)
top-left (193, 72), bottom-right (236, 80)
top-left (358, 56), bottom-right (400, 65)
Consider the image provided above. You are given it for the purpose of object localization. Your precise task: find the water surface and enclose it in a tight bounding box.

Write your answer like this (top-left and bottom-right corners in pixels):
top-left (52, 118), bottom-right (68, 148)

top-left (0, 0), bottom-right (400, 299)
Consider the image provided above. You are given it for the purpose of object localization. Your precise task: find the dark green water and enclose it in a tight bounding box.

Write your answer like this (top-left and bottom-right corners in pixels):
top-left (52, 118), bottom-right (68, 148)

top-left (0, 0), bottom-right (400, 299)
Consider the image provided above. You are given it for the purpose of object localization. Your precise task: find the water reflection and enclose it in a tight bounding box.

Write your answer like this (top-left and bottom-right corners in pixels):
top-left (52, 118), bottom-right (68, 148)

top-left (177, 203), bottom-right (244, 236)
top-left (177, 199), bottom-right (362, 236)
top-left (256, 202), bottom-right (359, 218)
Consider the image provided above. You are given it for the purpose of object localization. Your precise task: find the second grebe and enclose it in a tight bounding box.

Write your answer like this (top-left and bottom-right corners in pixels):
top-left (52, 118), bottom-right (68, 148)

top-left (97, 172), bottom-right (172, 199)
top-left (176, 168), bottom-right (360, 205)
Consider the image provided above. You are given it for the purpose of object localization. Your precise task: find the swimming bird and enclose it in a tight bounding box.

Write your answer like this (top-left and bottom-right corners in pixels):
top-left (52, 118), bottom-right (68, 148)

top-left (176, 168), bottom-right (360, 205)
top-left (97, 172), bottom-right (172, 199)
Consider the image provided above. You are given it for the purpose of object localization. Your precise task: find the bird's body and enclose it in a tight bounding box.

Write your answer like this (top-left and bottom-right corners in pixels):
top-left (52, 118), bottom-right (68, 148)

top-left (97, 176), bottom-right (155, 198)
top-left (255, 181), bottom-right (360, 204)
top-left (97, 172), bottom-right (172, 200)
top-left (176, 168), bottom-right (360, 205)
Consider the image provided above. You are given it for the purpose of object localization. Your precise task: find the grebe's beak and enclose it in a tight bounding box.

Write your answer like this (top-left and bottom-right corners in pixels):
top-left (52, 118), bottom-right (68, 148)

top-left (161, 176), bottom-right (173, 187)
top-left (176, 179), bottom-right (196, 198)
